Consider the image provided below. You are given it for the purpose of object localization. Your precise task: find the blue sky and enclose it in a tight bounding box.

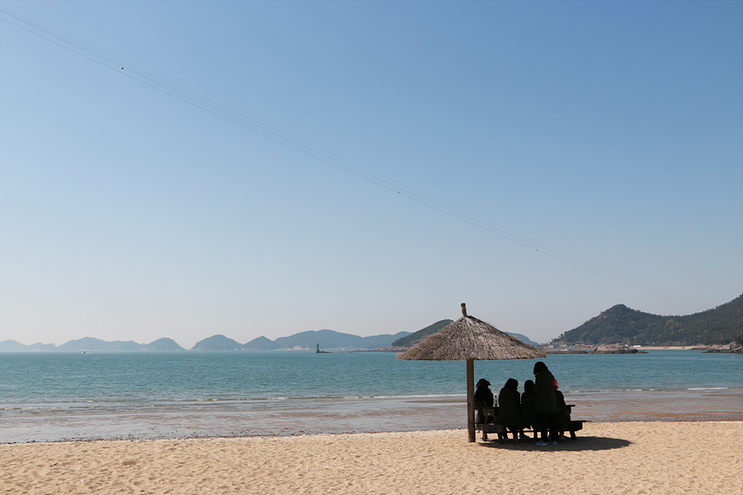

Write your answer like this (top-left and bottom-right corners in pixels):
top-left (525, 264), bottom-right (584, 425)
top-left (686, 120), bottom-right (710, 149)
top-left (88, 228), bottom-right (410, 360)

top-left (1, 1), bottom-right (741, 349)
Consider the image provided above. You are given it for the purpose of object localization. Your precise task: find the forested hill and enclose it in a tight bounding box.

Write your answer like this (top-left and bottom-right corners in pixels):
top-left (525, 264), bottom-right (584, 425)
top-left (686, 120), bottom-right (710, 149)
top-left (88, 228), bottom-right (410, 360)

top-left (552, 294), bottom-right (743, 346)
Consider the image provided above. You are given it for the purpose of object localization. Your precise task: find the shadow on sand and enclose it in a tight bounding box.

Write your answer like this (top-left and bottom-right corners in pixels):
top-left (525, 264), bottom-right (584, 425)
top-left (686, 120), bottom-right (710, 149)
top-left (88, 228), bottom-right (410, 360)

top-left (478, 436), bottom-right (631, 452)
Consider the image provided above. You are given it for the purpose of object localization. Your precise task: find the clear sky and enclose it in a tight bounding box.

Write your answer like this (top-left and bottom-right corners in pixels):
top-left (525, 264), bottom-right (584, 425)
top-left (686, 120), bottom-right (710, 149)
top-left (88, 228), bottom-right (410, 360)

top-left (1, 1), bottom-right (741, 349)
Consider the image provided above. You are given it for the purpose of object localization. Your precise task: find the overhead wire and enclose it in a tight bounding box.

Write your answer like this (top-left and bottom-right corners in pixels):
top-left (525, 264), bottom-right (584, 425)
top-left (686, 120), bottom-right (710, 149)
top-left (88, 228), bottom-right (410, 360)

top-left (0, 7), bottom-right (705, 310)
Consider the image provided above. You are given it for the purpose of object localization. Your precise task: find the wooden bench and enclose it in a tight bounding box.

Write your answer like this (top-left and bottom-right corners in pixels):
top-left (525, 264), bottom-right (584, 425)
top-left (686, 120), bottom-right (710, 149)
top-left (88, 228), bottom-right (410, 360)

top-left (475, 406), bottom-right (586, 443)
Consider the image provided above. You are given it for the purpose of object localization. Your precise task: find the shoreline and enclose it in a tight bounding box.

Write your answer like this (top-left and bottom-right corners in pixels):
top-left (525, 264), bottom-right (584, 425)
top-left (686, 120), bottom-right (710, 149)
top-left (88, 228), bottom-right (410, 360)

top-left (2, 422), bottom-right (742, 495)
top-left (4, 416), bottom-right (741, 446)
top-left (3, 388), bottom-right (742, 444)
top-left (635, 346), bottom-right (698, 350)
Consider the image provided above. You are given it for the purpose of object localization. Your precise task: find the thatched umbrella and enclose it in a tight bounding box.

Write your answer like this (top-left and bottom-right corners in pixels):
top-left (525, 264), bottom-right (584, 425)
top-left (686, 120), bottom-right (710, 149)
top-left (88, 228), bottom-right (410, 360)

top-left (397, 303), bottom-right (546, 442)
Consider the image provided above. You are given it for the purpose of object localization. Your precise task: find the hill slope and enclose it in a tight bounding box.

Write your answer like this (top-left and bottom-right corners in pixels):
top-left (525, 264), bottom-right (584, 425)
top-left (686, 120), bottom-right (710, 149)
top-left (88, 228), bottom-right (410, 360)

top-left (390, 320), bottom-right (453, 347)
top-left (57, 337), bottom-right (145, 352)
top-left (191, 334), bottom-right (245, 351)
top-left (0, 340), bottom-right (32, 352)
top-left (390, 319), bottom-right (541, 348)
top-left (143, 338), bottom-right (185, 351)
top-left (552, 294), bottom-right (743, 345)
top-left (243, 329), bottom-right (411, 350)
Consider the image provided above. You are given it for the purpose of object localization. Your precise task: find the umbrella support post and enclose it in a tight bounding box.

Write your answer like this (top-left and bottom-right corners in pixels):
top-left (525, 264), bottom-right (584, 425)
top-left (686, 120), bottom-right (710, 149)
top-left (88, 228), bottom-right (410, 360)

top-left (466, 358), bottom-right (475, 442)
top-left (396, 304), bottom-right (547, 444)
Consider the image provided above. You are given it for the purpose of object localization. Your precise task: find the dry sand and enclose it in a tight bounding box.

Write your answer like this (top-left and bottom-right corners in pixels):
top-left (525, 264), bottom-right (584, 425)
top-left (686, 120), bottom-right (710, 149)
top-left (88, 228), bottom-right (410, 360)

top-left (3, 421), bottom-right (742, 495)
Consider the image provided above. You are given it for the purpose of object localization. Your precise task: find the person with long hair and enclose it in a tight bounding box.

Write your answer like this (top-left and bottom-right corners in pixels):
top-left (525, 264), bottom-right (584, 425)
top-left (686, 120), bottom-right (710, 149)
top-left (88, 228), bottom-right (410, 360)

top-left (532, 361), bottom-right (558, 446)
top-left (496, 378), bottom-right (522, 443)
top-left (474, 378), bottom-right (494, 440)
top-left (520, 379), bottom-right (536, 440)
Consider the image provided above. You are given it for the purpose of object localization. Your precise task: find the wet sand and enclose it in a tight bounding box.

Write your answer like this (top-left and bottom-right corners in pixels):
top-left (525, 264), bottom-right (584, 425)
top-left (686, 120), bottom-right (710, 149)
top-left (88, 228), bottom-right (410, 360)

top-left (2, 388), bottom-right (742, 444)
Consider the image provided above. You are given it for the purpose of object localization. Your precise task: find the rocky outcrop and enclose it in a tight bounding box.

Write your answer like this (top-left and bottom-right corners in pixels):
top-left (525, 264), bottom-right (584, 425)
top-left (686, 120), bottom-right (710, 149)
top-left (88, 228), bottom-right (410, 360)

top-left (590, 343), bottom-right (647, 354)
top-left (702, 342), bottom-right (743, 354)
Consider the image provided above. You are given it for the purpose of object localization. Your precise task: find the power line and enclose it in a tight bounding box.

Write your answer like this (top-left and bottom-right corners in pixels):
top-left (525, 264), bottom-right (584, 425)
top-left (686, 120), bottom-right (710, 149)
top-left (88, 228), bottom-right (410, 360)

top-left (0, 7), bottom-right (706, 310)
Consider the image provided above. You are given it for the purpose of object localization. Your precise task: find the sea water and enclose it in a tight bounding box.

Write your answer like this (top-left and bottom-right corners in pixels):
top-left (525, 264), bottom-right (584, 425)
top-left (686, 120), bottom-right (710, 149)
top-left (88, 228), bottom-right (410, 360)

top-left (1, 350), bottom-right (741, 443)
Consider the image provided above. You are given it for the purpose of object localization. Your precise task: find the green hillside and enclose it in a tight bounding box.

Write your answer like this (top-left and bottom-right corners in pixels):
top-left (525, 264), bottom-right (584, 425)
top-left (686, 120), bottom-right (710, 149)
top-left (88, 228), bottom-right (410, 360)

top-left (552, 293), bottom-right (743, 345)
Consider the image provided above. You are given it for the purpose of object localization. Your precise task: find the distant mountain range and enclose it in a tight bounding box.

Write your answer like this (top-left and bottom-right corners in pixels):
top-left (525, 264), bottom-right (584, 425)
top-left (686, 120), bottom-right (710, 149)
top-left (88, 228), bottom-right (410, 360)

top-left (0, 337), bottom-right (186, 352)
top-left (1, 318), bottom-right (543, 352)
top-left (190, 330), bottom-right (412, 351)
top-left (8, 294), bottom-right (737, 352)
top-left (552, 293), bottom-right (743, 346)
top-left (0, 330), bottom-right (412, 352)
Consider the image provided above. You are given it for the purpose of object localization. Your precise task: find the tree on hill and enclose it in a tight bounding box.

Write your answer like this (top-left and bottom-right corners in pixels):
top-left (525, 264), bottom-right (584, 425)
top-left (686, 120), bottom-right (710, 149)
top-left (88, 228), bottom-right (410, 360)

top-left (553, 293), bottom-right (743, 345)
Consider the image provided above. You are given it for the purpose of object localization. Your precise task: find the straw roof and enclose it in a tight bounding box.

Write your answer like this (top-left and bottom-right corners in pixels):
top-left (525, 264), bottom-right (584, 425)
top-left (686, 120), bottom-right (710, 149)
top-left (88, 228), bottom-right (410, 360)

top-left (397, 304), bottom-right (545, 443)
top-left (397, 310), bottom-right (546, 361)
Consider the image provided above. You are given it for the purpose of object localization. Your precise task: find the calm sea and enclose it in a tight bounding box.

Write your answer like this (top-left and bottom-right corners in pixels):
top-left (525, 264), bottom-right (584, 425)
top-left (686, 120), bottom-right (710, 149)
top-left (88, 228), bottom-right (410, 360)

top-left (1, 350), bottom-right (741, 443)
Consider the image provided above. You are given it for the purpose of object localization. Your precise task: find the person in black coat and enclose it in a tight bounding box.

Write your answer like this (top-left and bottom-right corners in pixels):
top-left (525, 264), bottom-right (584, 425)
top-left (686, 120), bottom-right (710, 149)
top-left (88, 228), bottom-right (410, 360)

top-left (533, 361), bottom-right (558, 445)
top-left (520, 379), bottom-right (536, 440)
top-left (553, 385), bottom-right (570, 440)
top-left (474, 378), bottom-right (494, 440)
top-left (475, 379), bottom-right (494, 410)
top-left (496, 378), bottom-right (522, 443)
top-left (475, 378), bottom-right (494, 440)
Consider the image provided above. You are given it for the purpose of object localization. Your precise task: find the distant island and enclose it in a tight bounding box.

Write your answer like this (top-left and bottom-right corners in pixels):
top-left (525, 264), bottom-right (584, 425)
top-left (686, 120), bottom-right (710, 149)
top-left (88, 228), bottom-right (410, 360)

top-left (0, 329), bottom-right (413, 353)
top-left (0, 337), bottom-right (186, 353)
top-left (3, 293), bottom-right (741, 352)
top-left (0, 321), bottom-right (539, 353)
top-left (189, 329), bottom-right (413, 351)
top-left (551, 293), bottom-right (743, 347)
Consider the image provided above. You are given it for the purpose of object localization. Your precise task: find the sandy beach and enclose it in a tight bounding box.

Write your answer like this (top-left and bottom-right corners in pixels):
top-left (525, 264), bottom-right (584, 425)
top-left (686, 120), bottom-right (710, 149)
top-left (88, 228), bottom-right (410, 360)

top-left (2, 421), bottom-right (742, 495)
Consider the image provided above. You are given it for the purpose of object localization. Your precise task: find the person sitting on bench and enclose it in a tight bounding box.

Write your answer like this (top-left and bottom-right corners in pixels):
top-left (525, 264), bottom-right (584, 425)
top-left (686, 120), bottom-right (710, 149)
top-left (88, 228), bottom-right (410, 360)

top-left (496, 378), bottom-right (522, 443)
top-left (520, 379), bottom-right (536, 440)
top-left (553, 383), bottom-right (570, 441)
top-left (474, 378), bottom-right (494, 439)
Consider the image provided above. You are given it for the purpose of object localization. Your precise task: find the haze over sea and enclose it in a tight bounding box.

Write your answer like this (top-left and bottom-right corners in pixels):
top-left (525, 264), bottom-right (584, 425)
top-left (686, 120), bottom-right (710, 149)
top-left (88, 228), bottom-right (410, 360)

top-left (2, 350), bottom-right (741, 444)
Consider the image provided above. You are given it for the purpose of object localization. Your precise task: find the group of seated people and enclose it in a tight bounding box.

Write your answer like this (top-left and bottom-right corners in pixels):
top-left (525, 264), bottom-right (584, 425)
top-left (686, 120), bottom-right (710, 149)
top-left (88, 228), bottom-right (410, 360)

top-left (474, 361), bottom-right (571, 445)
